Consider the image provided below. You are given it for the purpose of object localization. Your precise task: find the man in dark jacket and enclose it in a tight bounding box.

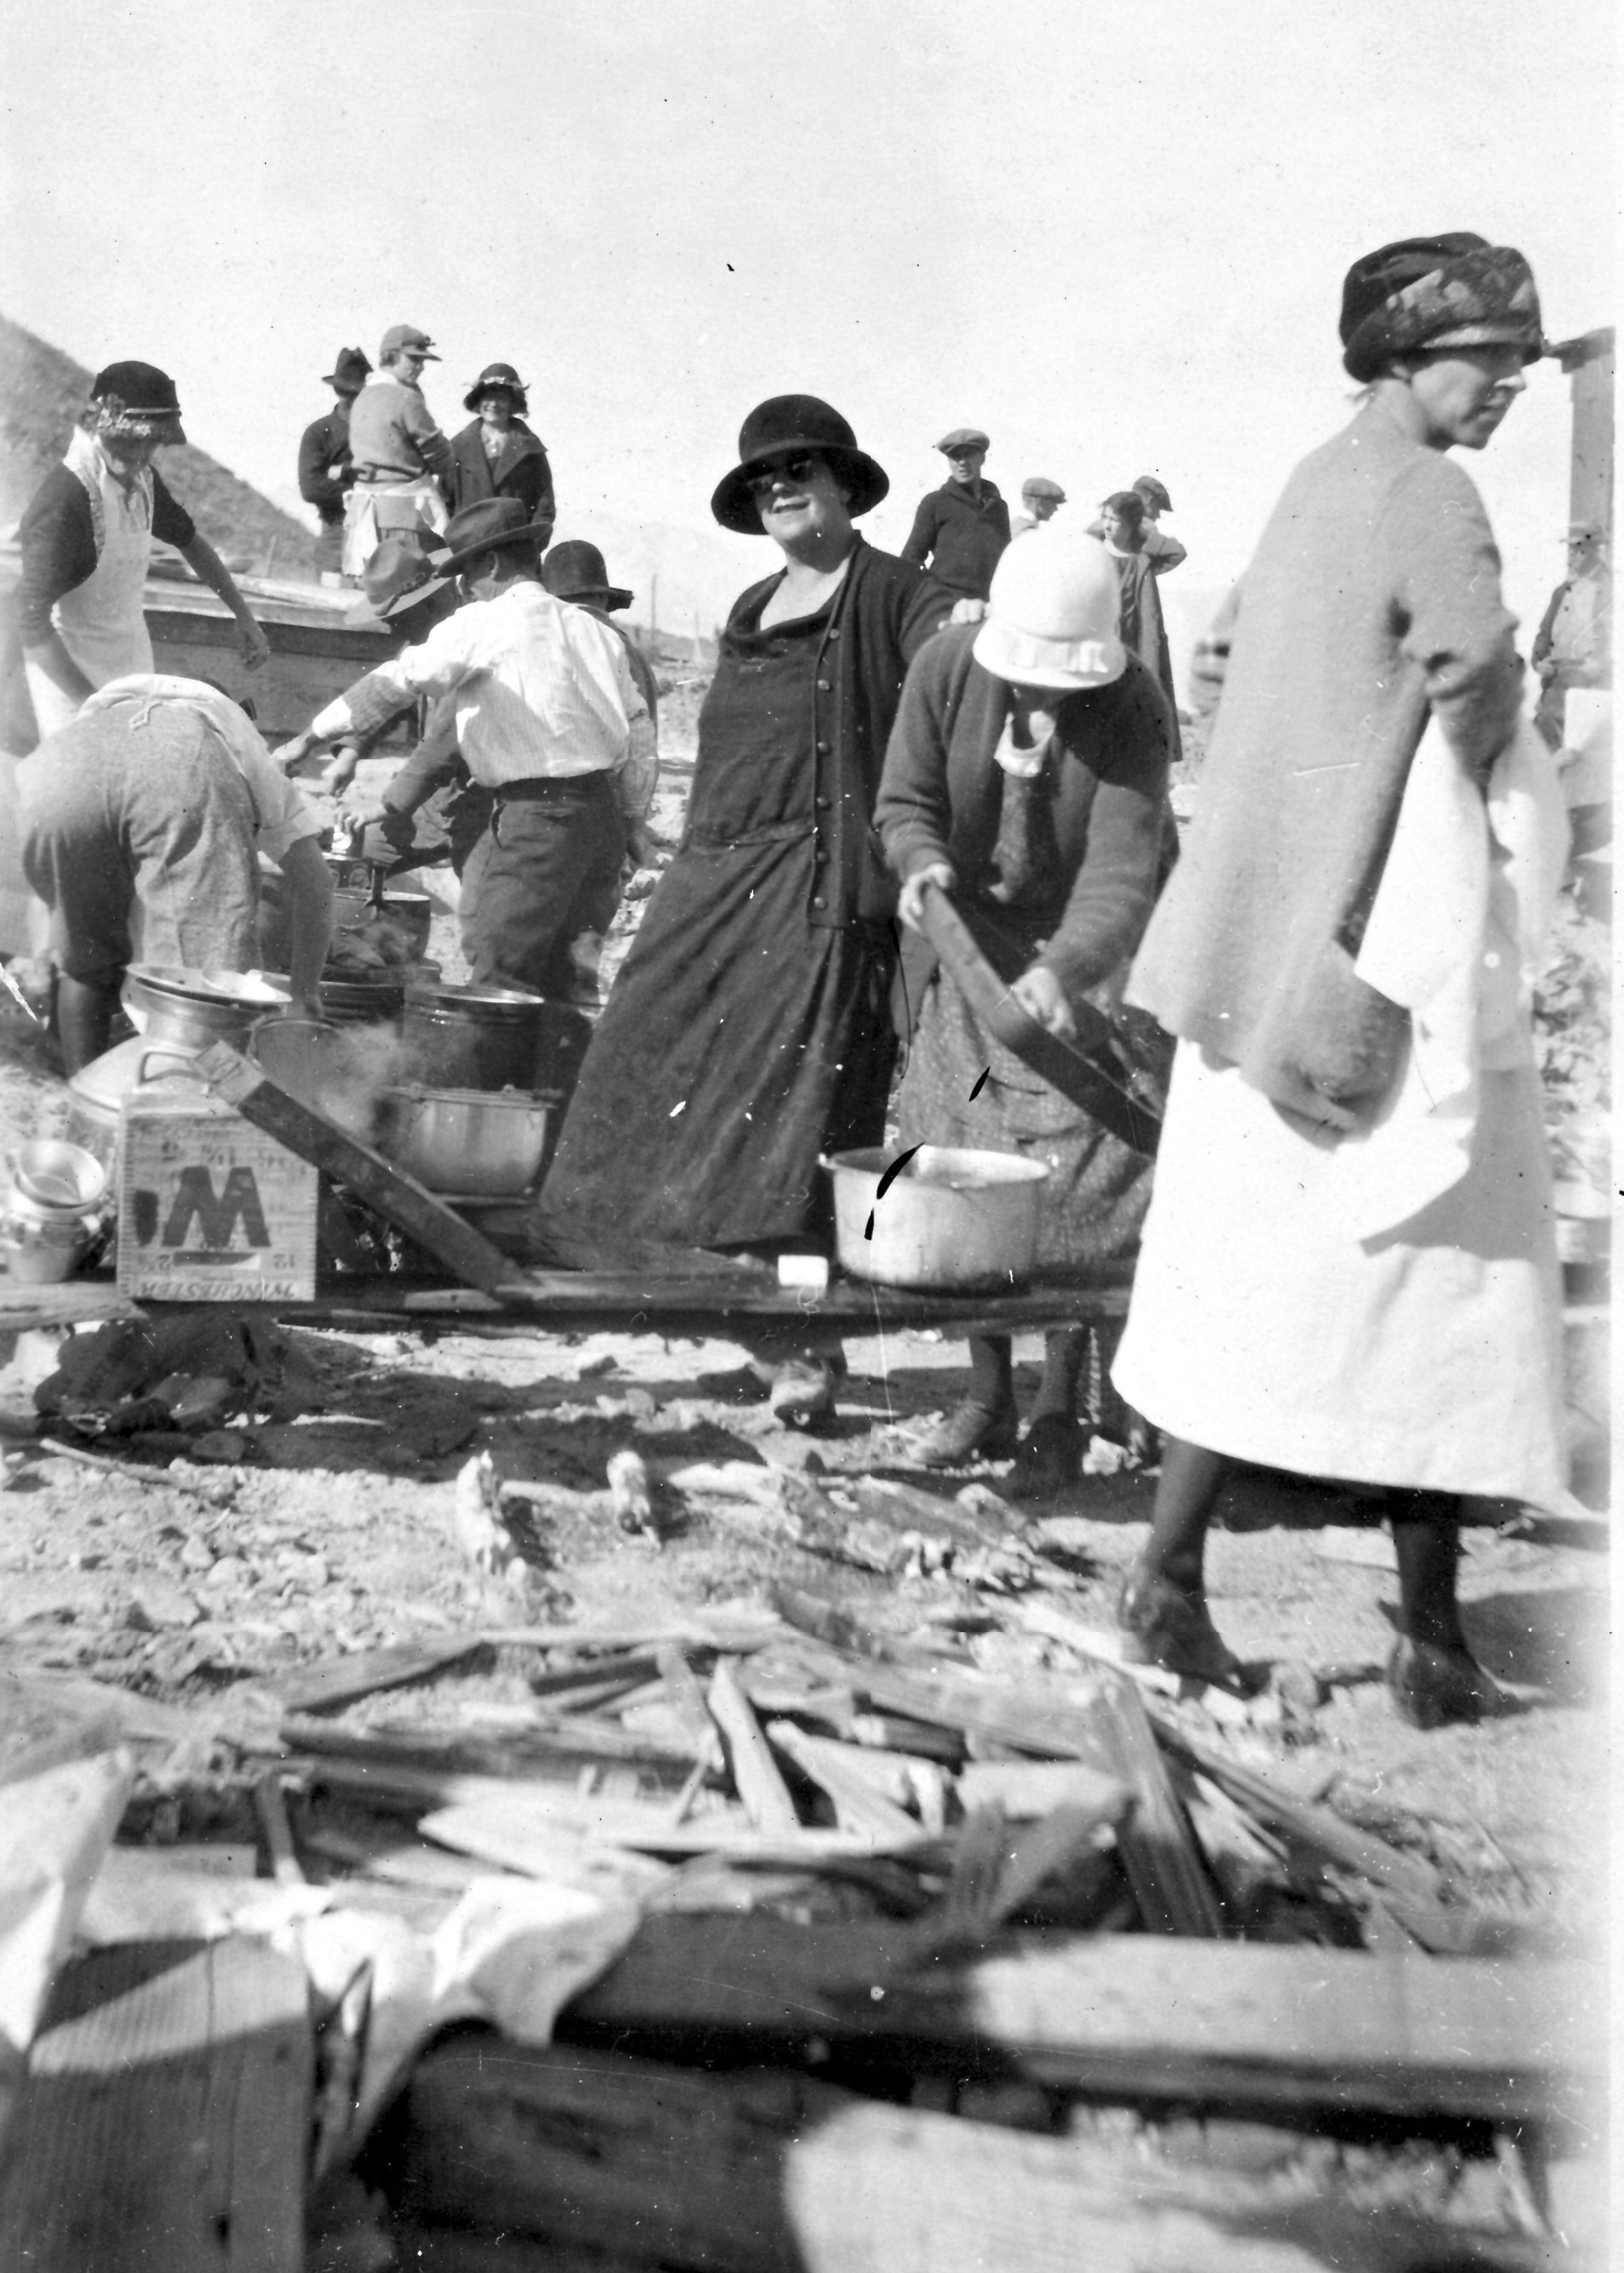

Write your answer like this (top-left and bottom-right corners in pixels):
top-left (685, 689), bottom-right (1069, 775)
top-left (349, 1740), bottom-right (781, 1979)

top-left (901, 427), bottom-right (1011, 600)
top-left (298, 348), bottom-right (370, 585)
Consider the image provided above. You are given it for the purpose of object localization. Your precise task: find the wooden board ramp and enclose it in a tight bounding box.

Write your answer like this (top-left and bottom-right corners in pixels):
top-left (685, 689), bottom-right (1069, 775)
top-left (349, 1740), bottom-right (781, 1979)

top-left (0, 1937), bottom-right (311, 2272)
top-left (395, 2039), bottom-right (1558, 2273)
top-left (560, 1915), bottom-right (1599, 2125)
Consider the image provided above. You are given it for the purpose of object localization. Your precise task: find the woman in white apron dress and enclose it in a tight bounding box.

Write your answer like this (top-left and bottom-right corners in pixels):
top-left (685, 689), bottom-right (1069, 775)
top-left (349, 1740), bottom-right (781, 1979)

top-left (1110, 235), bottom-right (1562, 1731)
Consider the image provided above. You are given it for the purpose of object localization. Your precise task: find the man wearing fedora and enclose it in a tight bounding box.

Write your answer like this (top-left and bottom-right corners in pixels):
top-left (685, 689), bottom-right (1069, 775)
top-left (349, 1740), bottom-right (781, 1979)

top-left (445, 362), bottom-right (555, 531)
top-left (343, 324), bottom-right (453, 576)
top-left (298, 347), bottom-right (371, 586)
top-left (279, 498), bottom-right (652, 999)
top-left (902, 427), bottom-right (1011, 601)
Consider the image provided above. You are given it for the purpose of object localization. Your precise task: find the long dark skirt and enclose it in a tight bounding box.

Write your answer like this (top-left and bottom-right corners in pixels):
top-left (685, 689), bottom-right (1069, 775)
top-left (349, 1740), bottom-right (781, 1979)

top-left (535, 823), bottom-right (896, 1252)
top-left (895, 958), bottom-right (1167, 1281)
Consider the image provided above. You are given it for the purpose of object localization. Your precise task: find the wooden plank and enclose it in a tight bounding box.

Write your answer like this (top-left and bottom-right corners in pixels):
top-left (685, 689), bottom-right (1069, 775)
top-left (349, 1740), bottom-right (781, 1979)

top-left (396, 2039), bottom-right (1555, 2273)
top-left (563, 1916), bottom-right (1599, 2124)
top-left (1087, 1668), bottom-right (1225, 1937)
top-left (706, 1660), bottom-right (801, 1832)
top-left (0, 1281), bottom-right (141, 1333)
top-left (1147, 1713), bottom-right (1446, 1909)
top-left (277, 1636), bottom-right (485, 1715)
top-left (193, 1041), bottom-right (514, 1292)
top-left (0, 1938), bottom-right (310, 2271)
top-left (765, 1722), bottom-right (922, 1841)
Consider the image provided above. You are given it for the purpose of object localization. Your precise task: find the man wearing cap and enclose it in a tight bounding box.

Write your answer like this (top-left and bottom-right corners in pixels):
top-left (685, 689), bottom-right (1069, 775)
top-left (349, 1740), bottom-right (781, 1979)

top-left (343, 325), bottom-right (453, 576)
top-left (902, 429), bottom-right (1011, 601)
top-left (1010, 476), bottom-right (1067, 539)
top-left (298, 347), bottom-right (372, 587)
top-left (13, 360), bottom-right (272, 744)
top-left (276, 499), bottom-right (654, 999)
top-left (1532, 523), bottom-right (1611, 751)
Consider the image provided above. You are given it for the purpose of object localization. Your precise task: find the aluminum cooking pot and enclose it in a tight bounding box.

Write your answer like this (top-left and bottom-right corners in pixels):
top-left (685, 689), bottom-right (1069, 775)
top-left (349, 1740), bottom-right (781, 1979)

top-left (822, 1144), bottom-right (1051, 1289)
top-left (378, 1084), bottom-right (557, 1196)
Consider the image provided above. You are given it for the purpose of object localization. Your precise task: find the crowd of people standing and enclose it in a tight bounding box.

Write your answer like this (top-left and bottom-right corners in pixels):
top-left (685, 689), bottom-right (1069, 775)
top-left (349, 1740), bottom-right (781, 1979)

top-left (0, 230), bottom-right (1586, 1731)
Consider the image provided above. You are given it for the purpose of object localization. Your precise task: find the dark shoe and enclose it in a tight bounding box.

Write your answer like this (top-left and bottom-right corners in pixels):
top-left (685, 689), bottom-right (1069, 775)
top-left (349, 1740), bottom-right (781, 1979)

top-left (1386, 1637), bottom-right (1507, 1730)
top-left (767, 1352), bottom-right (845, 1427)
top-left (1116, 1564), bottom-right (1246, 1689)
top-left (1007, 1412), bottom-right (1082, 1500)
top-left (912, 1397), bottom-right (1019, 1467)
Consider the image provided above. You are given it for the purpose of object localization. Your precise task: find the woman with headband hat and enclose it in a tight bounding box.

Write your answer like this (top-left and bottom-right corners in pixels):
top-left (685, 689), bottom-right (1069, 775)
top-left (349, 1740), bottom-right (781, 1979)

top-left (13, 360), bottom-right (271, 742)
top-left (444, 362), bottom-right (556, 532)
top-left (1110, 234), bottom-right (1566, 1728)
top-left (536, 396), bottom-right (954, 1421)
top-left (876, 526), bottom-right (1174, 1490)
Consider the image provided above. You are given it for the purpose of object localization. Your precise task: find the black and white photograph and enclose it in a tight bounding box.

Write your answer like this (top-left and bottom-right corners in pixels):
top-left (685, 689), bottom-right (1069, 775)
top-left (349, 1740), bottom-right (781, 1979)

top-left (0, 1), bottom-right (1612, 2265)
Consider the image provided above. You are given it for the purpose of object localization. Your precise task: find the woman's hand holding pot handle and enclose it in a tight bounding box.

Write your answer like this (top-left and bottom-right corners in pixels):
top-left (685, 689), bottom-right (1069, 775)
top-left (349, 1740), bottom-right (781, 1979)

top-left (898, 861), bottom-right (956, 931)
top-left (1011, 963), bottom-right (1077, 1041)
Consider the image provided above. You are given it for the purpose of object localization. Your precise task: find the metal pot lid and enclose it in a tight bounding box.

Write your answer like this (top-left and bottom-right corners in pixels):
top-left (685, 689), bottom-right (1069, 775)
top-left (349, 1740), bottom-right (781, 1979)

top-left (403, 981), bottom-right (546, 1011)
top-left (385, 1083), bottom-right (559, 1108)
top-left (129, 963), bottom-right (291, 1006)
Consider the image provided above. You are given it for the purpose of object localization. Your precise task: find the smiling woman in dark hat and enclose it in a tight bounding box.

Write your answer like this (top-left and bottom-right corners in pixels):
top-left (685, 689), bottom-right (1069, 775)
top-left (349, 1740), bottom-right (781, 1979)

top-left (1109, 231), bottom-right (1562, 1730)
top-left (536, 395), bottom-right (955, 1420)
top-left (444, 360), bottom-right (556, 531)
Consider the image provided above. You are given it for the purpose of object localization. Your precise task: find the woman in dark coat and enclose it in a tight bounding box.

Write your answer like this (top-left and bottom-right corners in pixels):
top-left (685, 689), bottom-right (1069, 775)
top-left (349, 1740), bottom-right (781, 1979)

top-left (443, 361), bottom-right (555, 529)
top-left (536, 396), bottom-right (953, 1416)
top-left (876, 527), bottom-right (1172, 1493)
top-left (1099, 491), bottom-right (1181, 756)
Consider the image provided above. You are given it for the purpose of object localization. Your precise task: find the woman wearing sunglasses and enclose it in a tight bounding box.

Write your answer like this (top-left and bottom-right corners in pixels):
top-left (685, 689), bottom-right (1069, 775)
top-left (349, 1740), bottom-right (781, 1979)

top-left (537, 396), bottom-right (953, 1419)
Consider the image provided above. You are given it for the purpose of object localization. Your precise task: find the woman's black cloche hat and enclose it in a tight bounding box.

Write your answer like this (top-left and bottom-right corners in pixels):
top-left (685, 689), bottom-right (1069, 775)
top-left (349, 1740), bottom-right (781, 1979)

top-left (711, 396), bottom-right (889, 534)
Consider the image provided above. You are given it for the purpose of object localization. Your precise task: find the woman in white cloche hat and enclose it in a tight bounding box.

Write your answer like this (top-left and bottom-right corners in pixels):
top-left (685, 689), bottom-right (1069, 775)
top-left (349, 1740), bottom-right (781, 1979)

top-left (875, 527), bottom-right (1176, 1494)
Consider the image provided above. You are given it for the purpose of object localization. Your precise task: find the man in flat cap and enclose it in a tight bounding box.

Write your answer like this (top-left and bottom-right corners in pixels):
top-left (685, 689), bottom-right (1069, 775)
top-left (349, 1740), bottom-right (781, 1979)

top-left (1010, 474), bottom-right (1067, 538)
top-left (343, 324), bottom-right (453, 576)
top-left (298, 347), bottom-right (371, 586)
top-left (901, 427), bottom-right (1011, 601)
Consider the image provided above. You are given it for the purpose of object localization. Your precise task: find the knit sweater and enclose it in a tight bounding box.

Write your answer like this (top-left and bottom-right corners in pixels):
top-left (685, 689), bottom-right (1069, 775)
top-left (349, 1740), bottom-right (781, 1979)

top-left (876, 624), bottom-right (1170, 997)
top-left (347, 373), bottom-right (452, 486)
top-left (1126, 399), bottom-right (1523, 1114)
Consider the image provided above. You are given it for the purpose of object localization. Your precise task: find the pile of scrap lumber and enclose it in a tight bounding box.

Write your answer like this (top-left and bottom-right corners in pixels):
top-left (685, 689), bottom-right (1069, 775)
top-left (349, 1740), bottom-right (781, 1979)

top-left (0, 1602), bottom-right (1600, 2271)
top-left (291, 1594), bottom-right (1594, 2269)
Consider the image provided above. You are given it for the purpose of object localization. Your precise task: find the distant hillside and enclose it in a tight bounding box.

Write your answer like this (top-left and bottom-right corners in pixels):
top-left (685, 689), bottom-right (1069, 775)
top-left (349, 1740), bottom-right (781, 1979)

top-left (0, 313), bottom-right (314, 578)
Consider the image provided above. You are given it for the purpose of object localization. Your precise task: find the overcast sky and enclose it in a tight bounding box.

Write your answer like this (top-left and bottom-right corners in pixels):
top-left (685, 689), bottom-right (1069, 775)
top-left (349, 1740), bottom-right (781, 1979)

top-left (2, 0), bottom-right (1612, 646)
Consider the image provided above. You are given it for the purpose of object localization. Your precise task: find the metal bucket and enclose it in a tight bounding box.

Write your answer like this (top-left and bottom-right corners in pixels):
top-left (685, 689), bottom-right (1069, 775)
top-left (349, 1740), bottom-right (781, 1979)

top-left (822, 1145), bottom-right (1051, 1289)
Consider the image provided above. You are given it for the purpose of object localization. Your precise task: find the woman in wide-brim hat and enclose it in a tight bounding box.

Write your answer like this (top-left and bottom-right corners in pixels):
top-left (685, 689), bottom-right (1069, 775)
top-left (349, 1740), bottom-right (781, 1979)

top-left (876, 527), bottom-right (1176, 1492)
top-left (1108, 232), bottom-right (1565, 1728)
top-left (536, 395), bottom-right (955, 1419)
top-left (443, 359), bottom-right (555, 529)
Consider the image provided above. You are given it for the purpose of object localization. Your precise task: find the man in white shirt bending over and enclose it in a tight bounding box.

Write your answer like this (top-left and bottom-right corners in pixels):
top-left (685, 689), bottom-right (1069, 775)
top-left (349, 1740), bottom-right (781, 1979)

top-left (277, 499), bottom-right (654, 998)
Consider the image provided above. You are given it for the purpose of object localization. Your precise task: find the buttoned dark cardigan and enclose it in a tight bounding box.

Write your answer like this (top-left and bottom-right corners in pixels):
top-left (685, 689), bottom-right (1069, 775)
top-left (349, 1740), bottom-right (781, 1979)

top-left (724, 538), bottom-right (954, 931)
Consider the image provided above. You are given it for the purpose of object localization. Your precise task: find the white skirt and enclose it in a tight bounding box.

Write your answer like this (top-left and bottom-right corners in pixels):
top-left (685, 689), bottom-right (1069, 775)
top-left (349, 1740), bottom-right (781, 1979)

top-left (1112, 1041), bottom-right (1567, 1506)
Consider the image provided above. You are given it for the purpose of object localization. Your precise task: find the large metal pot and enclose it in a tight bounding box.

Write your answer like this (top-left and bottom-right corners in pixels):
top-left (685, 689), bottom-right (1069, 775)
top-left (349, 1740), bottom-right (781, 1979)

top-left (822, 1145), bottom-right (1051, 1289)
top-left (402, 982), bottom-right (554, 1092)
top-left (126, 964), bottom-right (289, 1050)
top-left (377, 1085), bottom-right (555, 1196)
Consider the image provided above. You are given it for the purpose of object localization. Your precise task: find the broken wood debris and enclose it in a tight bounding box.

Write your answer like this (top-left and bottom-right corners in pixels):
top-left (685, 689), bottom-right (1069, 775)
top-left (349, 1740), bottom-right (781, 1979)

top-left (16, 1588), bottom-right (1599, 2269)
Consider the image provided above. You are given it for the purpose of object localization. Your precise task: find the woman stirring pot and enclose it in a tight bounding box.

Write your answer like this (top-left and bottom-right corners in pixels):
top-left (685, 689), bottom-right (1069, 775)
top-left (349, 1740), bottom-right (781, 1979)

top-left (535, 397), bottom-right (953, 1420)
top-left (1111, 234), bottom-right (1566, 1729)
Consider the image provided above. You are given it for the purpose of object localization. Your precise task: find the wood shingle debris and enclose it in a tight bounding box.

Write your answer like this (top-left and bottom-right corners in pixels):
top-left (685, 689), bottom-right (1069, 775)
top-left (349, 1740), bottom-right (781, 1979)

top-left (0, 1586), bottom-right (1603, 2270)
